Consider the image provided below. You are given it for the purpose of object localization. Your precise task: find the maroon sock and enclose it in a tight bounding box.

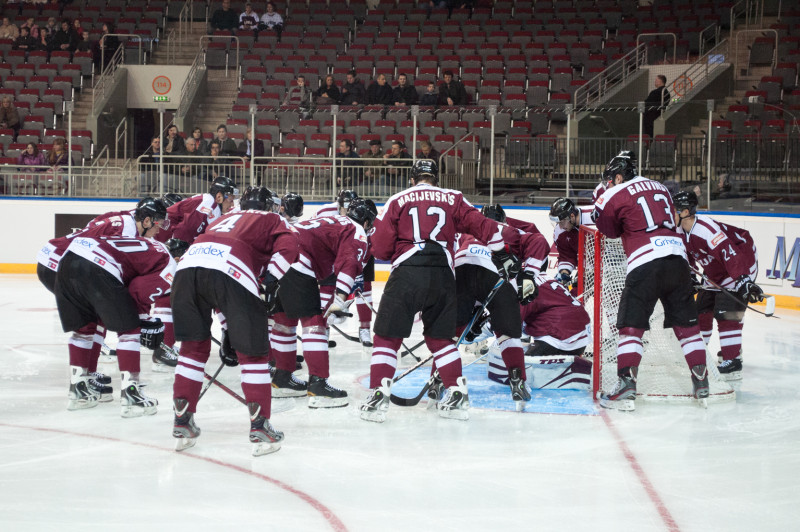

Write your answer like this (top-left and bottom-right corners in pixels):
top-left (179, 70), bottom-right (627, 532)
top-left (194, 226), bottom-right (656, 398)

top-left (674, 325), bottom-right (707, 367)
top-left (301, 315), bottom-right (329, 378)
top-left (172, 338), bottom-right (211, 413)
top-left (68, 324), bottom-right (96, 369)
top-left (370, 334), bottom-right (402, 388)
top-left (239, 353), bottom-right (272, 418)
top-left (717, 319), bottom-right (743, 361)
top-left (425, 336), bottom-right (462, 388)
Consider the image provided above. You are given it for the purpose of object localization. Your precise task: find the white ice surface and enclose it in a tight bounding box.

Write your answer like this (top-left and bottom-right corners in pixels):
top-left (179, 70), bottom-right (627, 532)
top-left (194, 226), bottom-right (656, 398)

top-left (1, 274), bottom-right (799, 531)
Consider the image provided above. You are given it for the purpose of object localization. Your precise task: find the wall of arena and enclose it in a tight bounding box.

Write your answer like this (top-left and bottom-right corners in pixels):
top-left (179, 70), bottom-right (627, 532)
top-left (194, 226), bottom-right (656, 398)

top-left (1, 198), bottom-right (798, 309)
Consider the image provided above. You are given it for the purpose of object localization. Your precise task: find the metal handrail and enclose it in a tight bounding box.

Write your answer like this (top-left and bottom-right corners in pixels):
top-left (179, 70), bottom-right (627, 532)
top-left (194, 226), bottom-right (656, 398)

top-left (115, 116), bottom-right (128, 161)
top-left (635, 32), bottom-right (677, 64)
top-left (734, 29), bottom-right (777, 79)
top-left (92, 44), bottom-right (124, 116)
top-left (199, 35), bottom-right (240, 77)
top-left (100, 33), bottom-right (144, 73)
top-left (670, 39), bottom-right (729, 103)
top-left (698, 23), bottom-right (722, 58)
top-left (573, 42), bottom-right (648, 110)
top-left (175, 51), bottom-right (205, 121)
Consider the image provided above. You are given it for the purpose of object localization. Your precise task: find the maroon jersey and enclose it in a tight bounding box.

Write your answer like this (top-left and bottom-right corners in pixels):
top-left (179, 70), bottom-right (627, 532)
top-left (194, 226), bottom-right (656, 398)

top-left (507, 227), bottom-right (550, 274)
top-left (677, 214), bottom-right (757, 289)
top-left (158, 193), bottom-right (222, 244)
top-left (291, 215), bottom-right (369, 294)
top-left (64, 235), bottom-right (175, 309)
top-left (178, 210), bottom-right (299, 298)
top-left (314, 202), bottom-right (340, 219)
top-left (522, 274), bottom-right (591, 350)
top-left (592, 180), bottom-right (611, 203)
top-left (36, 210), bottom-right (138, 272)
top-left (372, 183), bottom-right (505, 270)
top-left (552, 208), bottom-right (595, 273)
top-left (505, 215), bottom-right (541, 235)
top-left (593, 176), bottom-right (686, 273)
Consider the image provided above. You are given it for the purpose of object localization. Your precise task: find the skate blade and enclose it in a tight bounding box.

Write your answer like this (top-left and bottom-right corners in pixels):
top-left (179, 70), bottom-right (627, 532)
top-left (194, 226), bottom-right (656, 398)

top-left (515, 400), bottom-right (526, 412)
top-left (307, 396), bottom-right (349, 409)
top-left (174, 437), bottom-right (197, 452)
top-left (271, 386), bottom-right (308, 398)
top-left (720, 372), bottom-right (743, 382)
top-left (271, 397), bottom-right (296, 413)
top-left (151, 363), bottom-right (176, 373)
top-left (252, 441), bottom-right (281, 456)
top-left (599, 398), bottom-right (635, 412)
top-left (97, 393), bottom-right (114, 403)
top-left (67, 398), bottom-right (99, 410)
top-left (697, 397), bottom-right (708, 409)
top-left (437, 408), bottom-right (470, 421)
top-left (359, 409), bottom-right (387, 423)
top-left (121, 404), bottom-right (158, 418)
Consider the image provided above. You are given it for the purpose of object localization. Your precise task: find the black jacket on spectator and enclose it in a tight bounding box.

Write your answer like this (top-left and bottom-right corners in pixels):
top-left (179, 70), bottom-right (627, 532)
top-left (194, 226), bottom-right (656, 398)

top-left (438, 79), bottom-right (469, 106)
top-left (340, 79), bottom-right (366, 105)
top-left (315, 84), bottom-right (341, 105)
top-left (393, 85), bottom-right (419, 105)
top-left (51, 28), bottom-right (79, 52)
top-left (238, 138), bottom-right (264, 160)
top-left (13, 34), bottom-right (38, 51)
top-left (367, 82), bottom-right (393, 106)
top-left (210, 8), bottom-right (239, 32)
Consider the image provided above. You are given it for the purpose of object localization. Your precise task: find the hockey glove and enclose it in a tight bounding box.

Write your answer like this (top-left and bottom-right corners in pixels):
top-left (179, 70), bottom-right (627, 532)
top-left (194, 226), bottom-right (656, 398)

top-left (351, 274), bottom-right (364, 295)
top-left (492, 250), bottom-right (521, 280)
top-left (324, 290), bottom-right (354, 326)
top-left (464, 312), bottom-right (491, 344)
top-left (555, 269), bottom-right (572, 287)
top-left (139, 318), bottom-right (165, 350)
top-left (690, 274), bottom-right (704, 295)
top-left (735, 275), bottom-right (764, 304)
top-left (218, 329), bottom-right (238, 367)
top-left (165, 238), bottom-right (190, 259)
top-left (517, 270), bottom-right (538, 305)
top-left (261, 274), bottom-right (280, 314)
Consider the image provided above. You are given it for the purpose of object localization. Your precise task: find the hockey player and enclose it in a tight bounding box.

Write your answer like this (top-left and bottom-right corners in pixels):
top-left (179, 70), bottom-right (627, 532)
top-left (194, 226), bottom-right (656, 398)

top-left (36, 197), bottom-right (170, 400)
top-left (278, 191), bottom-right (304, 224)
top-left (592, 152), bottom-right (709, 410)
top-left (360, 160), bottom-right (516, 423)
top-left (315, 189), bottom-right (357, 218)
top-left (151, 177), bottom-right (239, 371)
top-left (482, 203), bottom-right (542, 236)
top-left (268, 197), bottom-right (375, 407)
top-left (55, 232), bottom-right (174, 416)
top-left (171, 186), bottom-right (299, 456)
top-left (548, 197), bottom-right (595, 287)
top-left (672, 191), bottom-right (762, 380)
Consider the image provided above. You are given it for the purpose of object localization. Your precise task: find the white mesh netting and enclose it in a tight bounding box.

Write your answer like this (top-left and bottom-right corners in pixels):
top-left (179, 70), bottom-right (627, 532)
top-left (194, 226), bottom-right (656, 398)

top-left (579, 226), bottom-right (735, 403)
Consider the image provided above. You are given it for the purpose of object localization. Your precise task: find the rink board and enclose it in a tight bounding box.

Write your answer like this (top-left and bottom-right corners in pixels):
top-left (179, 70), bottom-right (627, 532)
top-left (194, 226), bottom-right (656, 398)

top-left (359, 365), bottom-right (598, 416)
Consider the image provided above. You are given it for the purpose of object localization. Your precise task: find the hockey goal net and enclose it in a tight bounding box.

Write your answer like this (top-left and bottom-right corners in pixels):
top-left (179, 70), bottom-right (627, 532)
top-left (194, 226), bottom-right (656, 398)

top-left (578, 225), bottom-right (735, 403)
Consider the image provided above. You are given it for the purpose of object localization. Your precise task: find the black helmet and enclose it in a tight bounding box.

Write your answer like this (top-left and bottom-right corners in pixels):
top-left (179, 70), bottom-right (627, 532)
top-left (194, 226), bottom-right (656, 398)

top-left (282, 192), bottom-right (304, 219)
top-left (337, 189), bottom-right (359, 209)
top-left (209, 176), bottom-right (239, 198)
top-left (549, 197), bottom-right (578, 223)
top-left (135, 197), bottom-right (167, 224)
top-left (672, 190), bottom-right (698, 215)
top-left (347, 197), bottom-right (378, 229)
top-left (411, 159), bottom-right (439, 184)
top-left (481, 203), bottom-right (506, 223)
top-left (239, 186), bottom-right (274, 211)
top-left (602, 150), bottom-right (637, 182)
top-left (162, 193), bottom-right (183, 207)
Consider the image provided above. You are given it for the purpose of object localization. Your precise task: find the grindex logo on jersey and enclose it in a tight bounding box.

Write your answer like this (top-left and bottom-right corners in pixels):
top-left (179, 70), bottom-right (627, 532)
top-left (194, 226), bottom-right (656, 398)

top-left (710, 233), bottom-right (726, 249)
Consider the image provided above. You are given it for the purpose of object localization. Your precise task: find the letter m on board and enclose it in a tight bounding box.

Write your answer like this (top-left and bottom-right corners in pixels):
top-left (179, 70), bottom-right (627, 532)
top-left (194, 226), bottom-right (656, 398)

top-left (766, 237), bottom-right (800, 287)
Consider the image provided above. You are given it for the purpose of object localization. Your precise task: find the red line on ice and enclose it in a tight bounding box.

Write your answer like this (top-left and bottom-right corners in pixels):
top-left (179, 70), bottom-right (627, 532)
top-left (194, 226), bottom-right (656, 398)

top-left (0, 422), bottom-right (348, 532)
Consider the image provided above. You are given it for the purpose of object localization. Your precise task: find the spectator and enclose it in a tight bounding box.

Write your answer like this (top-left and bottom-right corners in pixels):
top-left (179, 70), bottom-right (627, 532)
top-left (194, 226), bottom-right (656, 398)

top-left (43, 137), bottom-right (70, 194)
top-left (94, 23), bottom-right (120, 72)
top-left (203, 140), bottom-right (233, 182)
top-left (438, 70), bottom-right (468, 106)
top-left (340, 70), bottom-right (366, 105)
top-left (420, 81), bottom-right (438, 106)
top-left (44, 17), bottom-right (58, 37)
top-left (367, 73), bottom-right (393, 106)
top-left (12, 142), bottom-right (46, 194)
top-left (191, 127), bottom-right (209, 154)
top-left (51, 19), bottom-right (78, 53)
top-left (0, 17), bottom-right (19, 40)
top-left (315, 75), bottom-right (340, 105)
top-left (283, 76), bottom-right (313, 114)
top-left (138, 137), bottom-right (163, 194)
top-left (238, 129), bottom-right (264, 161)
top-left (214, 124), bottom-right (238, 155)
top-left (13, 26), bottom-right (38, 52)
top-left (361, 139), bottom-right (384, 186)
top-left (644, 74), bottom-right (670, 139)
top-left (209, 0), bottom-right (239, 34)
top-left (72, 18), bottom-right (83, 36)
top-left (239, 2), bottom-right (260, 31)
top-left (21, 17), bottom-right (39, 40)
top-left (392, 73), bottom-right (419, 106)
top-left (178, 137), bottom-right (203, 187)
top-left (37, 27), bottom-right (51, 52)
top-left (164, 124), bottom-right (186, 156)
top-left (258, 2), bottom-right (284, 41)
top-left (75, 30), bottom-right (92, 53)
top-left (417, 140), bottom-right (441, 165)
top-left (336, 139), bottom-right (361, 187)
top-left (382, 140), bottom-right (413, 192)
top-left (0, 96), bottom-right (21, 138)
top-left (18, 142), bottom-right (47, 169)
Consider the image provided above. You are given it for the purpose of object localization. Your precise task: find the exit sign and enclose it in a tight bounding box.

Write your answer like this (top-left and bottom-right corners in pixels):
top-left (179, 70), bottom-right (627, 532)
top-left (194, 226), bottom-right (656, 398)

top-left (154, 96), bottom-right (170, 102)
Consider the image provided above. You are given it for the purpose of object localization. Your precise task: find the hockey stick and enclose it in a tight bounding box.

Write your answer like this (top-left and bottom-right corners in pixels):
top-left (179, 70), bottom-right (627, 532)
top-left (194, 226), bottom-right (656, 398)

top-left (330, 324), bottom-right (361, 344)
top-left (355, 289), bottom-right (423, 362)
top-left (161, 342), bottom-right (247, 405)
top-left (389, 278), bottom-right (506, 406)
top-left (688, 266), bottom-right (778, 318)
top-left (198, 362), bottom-right (224, 401)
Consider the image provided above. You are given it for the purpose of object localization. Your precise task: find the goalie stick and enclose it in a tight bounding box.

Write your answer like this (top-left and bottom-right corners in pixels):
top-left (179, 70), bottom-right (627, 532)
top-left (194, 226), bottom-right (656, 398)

top-left (389, 278), bottom-right (506, 406)
top-left (355, 289), bottom-right (423, 362)
top-left (688, 265), bottom-right (778, 318)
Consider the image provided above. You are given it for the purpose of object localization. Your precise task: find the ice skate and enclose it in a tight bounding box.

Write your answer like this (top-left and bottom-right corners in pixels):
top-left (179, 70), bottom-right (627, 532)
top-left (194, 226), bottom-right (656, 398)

top-left (359, 327), bottom-right (373, 348)
top-left (152, 344), bottom-right (178, 372)
top-left (691, 364), bottom-right (710, 407)
top-left (426, 372), bottom-right (445, 410)
top-left (120, 371), bottom-right (158, 417)
top-left (248, 402), bottom-right (283, 456)
top-left (359, 377), bottom-right (391, 423)
top-left (599, 367), bottom-right (637, 412)
top-left (307, 375), bottom-right (348, 408)
top-left (67, 366), bottom-right (100, 410)
top-left (437, 376), bottom-right (470, 420)
top-left (717, 356), bottom-right (742, 381)
top-left (88, 372), bottom-right (114, 403)
top-left (271, 368), bottom-right (308, 398)
top-left (509, 367), bottom-right (531, 411)
top-left (173, 398), bottom-right (200, 452)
